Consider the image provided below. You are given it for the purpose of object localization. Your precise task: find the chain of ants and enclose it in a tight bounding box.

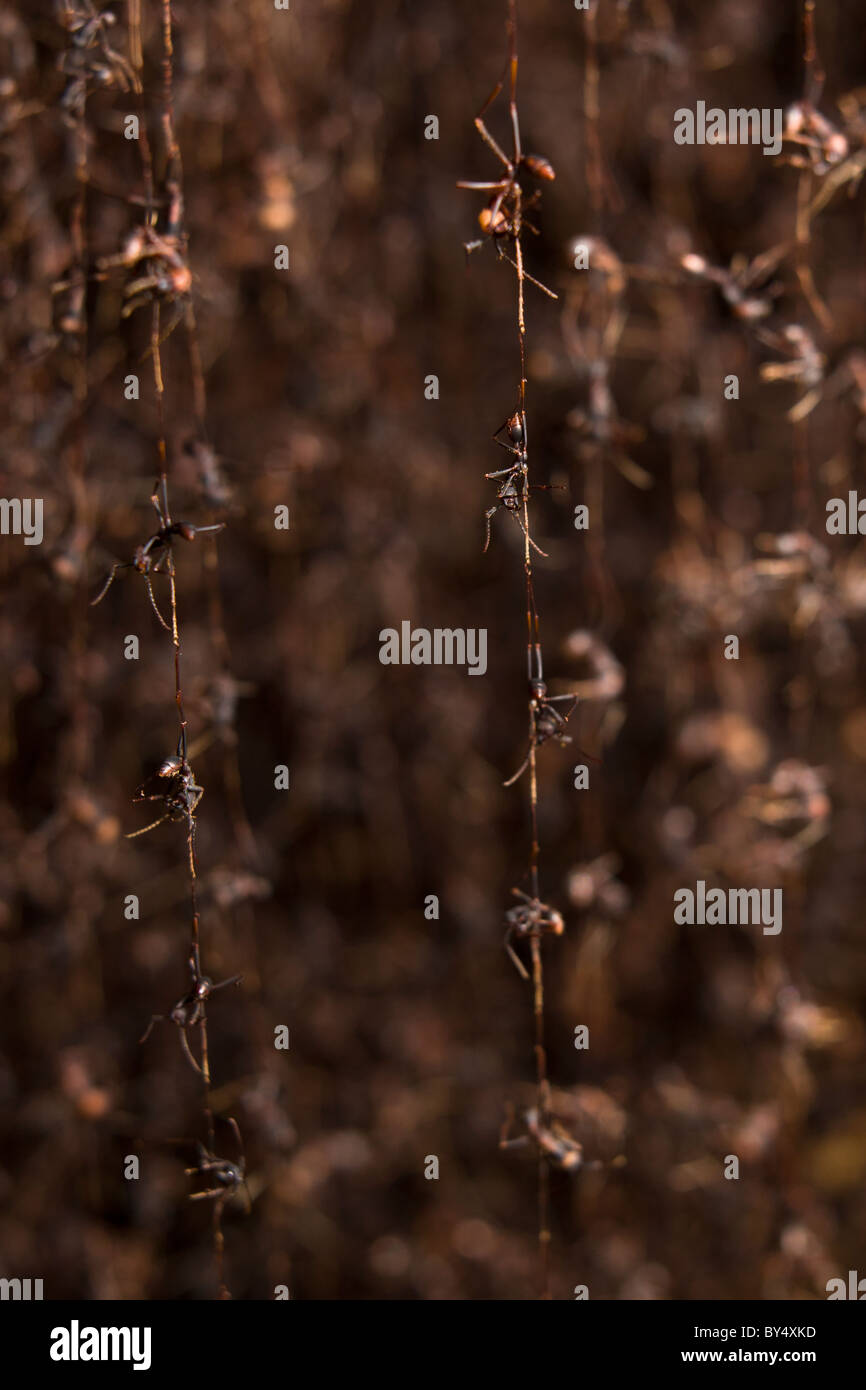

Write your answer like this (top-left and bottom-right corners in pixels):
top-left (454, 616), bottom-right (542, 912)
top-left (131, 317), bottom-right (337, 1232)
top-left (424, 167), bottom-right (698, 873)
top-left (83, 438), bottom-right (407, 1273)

top-left (458, 1), bottom-right (595, 1302)
top-left (61, 0), bottom-right (852, 1304)
top-left (459, 0), bottom-right (861, 1299)
top-left (60, 1), bottom-right (248, 1298)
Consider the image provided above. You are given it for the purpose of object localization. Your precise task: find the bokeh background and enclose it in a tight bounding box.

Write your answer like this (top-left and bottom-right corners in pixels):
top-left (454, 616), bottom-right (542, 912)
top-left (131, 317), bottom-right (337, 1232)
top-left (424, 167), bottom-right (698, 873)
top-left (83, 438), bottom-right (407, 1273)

top-left (1, 0), bottom-right (865, 1299)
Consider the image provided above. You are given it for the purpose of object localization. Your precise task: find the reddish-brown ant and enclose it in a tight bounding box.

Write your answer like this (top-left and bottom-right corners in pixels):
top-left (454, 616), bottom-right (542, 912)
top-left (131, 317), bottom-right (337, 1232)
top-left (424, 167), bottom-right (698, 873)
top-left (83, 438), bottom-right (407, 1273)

top-left (91, 478), bottom-right (224, 630)
top-left (58, 2), bottom-right (134, 120)
top-left (503, 888), bottom-right (564, 980)
top-left (483, 409), bottom-right (555, 556)
top-left (140, 952), bottom-right (242, 1076)
top-left (500, 1102), bottom-right (588, 1172)
top-left (126, 737), bottom-right (204, 875)
top-left (456, 15), bottom-right (558, 319)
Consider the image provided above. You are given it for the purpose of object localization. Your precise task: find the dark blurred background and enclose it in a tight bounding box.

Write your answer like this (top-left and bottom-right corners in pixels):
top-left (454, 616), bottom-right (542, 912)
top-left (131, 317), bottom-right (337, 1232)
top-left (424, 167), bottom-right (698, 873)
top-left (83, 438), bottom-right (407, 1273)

top-left (1, 0), bottom-right (865, 1299)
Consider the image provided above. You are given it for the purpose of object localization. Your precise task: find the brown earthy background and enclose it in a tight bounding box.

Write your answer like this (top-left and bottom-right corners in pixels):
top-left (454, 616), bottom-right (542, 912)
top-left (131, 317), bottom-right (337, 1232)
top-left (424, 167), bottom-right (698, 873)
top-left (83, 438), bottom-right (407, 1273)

top-left (1, 0), bottom-right (865, 1299)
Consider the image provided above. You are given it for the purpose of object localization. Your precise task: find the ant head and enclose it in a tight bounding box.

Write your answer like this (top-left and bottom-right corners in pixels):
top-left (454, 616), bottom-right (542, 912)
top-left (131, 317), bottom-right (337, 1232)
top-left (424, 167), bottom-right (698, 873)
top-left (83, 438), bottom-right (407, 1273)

top-left (195, 976), bottom-right (212, 1000)
top-left (158, 755), bottom-right (184, 778)
top-left (530, 678), bottom-right (547, 700)
top-left (505, 904), bottom-right (533, 933)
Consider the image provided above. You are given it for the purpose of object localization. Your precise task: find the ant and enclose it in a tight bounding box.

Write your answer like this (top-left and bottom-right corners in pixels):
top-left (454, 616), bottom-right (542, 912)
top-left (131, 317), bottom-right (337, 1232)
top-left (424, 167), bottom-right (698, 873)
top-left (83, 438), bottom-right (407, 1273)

top-left (503, 888), bottom-right (564, 980)
top-left (680, 247), bottom-right (788, 326)
top-left (483, 409), bottom-right (556, 556)
top-left (186, 1116), bottom-right (250, 1213)
top-left (91, 478), bottom-right (224, 630)
top-left (783, 100), bottom-right (849, 175)
top-left (456, 13), bottom-right (558, 318)
top-left (500, 1103), bottom-right (588, 1172)
top-left (140, 952), bottom-right (243, 1076)
top-left (58, 2), bottom-right (133, 120)
top-left (97, 183), bottom-right (192, 331)
top-left (127, 736), bottom-right (204, 875)
top-left (504, 643), bottom-right (580, 786)
top-left (484, 409), bottom-right (564, 554)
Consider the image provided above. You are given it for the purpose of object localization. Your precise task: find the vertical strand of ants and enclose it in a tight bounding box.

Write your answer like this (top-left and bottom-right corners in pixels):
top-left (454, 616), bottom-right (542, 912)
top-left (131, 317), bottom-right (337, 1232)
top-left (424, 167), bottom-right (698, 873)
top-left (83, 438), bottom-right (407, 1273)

top-left (460, 0), bottom-right (565, 1300)
top-left (508, 0), bottom-right (550, 1300)
top-left (144, 2), bottom-right (223, 1294)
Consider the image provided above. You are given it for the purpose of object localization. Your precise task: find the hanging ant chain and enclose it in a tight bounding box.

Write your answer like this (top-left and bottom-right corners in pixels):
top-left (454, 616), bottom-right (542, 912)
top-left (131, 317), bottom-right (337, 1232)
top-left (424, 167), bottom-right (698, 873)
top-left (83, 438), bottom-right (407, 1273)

top-left (459, 0), bottom-right (566, 1299)
top-left (158, 0), bottom-right (231, 1296)
top-left (104, 2), bottom-right (237, 1297)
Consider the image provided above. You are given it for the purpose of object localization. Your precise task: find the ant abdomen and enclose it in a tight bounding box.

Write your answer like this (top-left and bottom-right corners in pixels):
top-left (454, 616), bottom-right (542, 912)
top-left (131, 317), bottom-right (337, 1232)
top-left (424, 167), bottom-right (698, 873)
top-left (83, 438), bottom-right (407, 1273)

top-left (521, 154), bottom-right (556, 181)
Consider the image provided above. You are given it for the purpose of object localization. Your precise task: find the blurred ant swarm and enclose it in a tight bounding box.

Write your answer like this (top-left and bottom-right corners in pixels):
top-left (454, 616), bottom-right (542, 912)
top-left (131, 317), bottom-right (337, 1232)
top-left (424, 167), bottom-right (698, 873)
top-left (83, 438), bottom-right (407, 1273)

top-left (1, 0), bottom-right (865, 1304)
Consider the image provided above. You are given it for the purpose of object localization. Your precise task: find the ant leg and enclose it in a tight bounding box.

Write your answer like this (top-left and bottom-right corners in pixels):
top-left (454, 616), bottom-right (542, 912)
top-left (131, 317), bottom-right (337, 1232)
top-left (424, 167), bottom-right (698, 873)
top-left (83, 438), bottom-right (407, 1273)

top-left (186, 815), bottom-right (197, 878)
top-left (504, 928), bottom-right (530, 980)
top-left (492, 434), bottom-right (522, 454)
top-left (509, 85), bottom-right (521, 167)
top-left (143, 573), bottom-right (172, 631)
top-left (91, 561), bottom-right (130, 606)
top-left (473, 74), bottom-right (513, 171)
top-left (227, 1116), bottom-right (244, 1162)
top-left (544, 696), bottom-right (579, 724)
top-left (500, 1100), bottom-right (528, 1145)
top-left (503, 751), bottom-right (531, 787)
top-left (226, 1117), bottom-right (251, 1211)
top-left (179, 1027), bottom-right (204, 1076)
top-left (139, 1014), bottom-right (164, 1045)
top-left (456, 180), bottom-right (510, 192)
top-left (185, 731), bottom-right (215, 762)
top-left (483, 506), bottom-right (497, 553)
top-left (500, 1132), bottom-right (531, 1151)
top-left (153, 475), bottom-right (171, 527)
top-left (513, 510), bottom-right (548, 558)
top-left (138, 299), bottom-right (186, 352)
top-left (125, 813), bottom-right (170, 839)
top-left (209, 974), bottom-right (244, 994)
top-left (495, 248), bottom-right (558, 300)
top-left (484, 465), bottom-right (520, 479)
